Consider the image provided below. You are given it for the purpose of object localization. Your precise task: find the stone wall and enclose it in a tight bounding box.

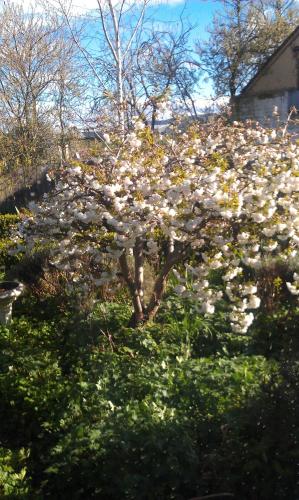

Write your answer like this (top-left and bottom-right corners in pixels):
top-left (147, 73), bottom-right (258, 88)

top-left (234, 92), bottom-right (289, 126)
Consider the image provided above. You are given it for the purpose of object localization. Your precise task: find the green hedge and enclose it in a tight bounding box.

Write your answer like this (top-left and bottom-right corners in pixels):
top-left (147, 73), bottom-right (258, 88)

top-left (0, 447), bottom-right (28, 498)
top-left (0, 301), bottom-right (298, 499)
top-left (0, 214), bottom-right (21, 272)
top-left (0, 214), bottom-right (20, 239)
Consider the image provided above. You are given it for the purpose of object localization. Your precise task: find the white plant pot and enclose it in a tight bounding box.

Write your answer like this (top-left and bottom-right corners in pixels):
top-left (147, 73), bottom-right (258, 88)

top-left (0, 282), bottom-right (24, 325)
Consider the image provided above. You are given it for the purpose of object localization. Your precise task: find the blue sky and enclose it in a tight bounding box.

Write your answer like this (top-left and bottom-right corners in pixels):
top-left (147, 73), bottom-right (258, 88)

top-left (148, 0), bottom-right (222, 99)
top-left (150, 0), bottom-right (219, 38)
top-left (20, 0), bottom-right (221, 31)
top-left (19, 0), bottom-right (222, 100)
top-left (20, 0), bottom-right (220, 45)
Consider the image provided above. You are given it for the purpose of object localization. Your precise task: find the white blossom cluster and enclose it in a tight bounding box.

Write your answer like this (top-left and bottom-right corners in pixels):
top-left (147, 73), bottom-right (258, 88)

top-left (15, 120), bottom-right (299, 331)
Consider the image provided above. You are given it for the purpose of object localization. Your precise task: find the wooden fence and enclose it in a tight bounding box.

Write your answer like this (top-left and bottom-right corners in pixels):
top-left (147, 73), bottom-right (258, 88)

top-left (0, 166), bottom-right (55, 213)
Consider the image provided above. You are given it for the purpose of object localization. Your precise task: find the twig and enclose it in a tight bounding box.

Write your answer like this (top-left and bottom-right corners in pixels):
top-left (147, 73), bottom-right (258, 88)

top-left (282, 105), bottom-right (297, 137)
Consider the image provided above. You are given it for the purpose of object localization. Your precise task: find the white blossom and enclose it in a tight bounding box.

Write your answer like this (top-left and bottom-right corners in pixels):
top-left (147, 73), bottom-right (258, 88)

top-left (15, 120), bottom-right (299, 333)
top-left (247, 295), bottom-right (261, 309)
top-left (201, 302), bottom-right (215, 314)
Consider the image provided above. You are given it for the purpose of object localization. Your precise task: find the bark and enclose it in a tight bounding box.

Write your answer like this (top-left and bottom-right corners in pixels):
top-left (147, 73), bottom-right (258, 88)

top-left (120, 242), bottom-right (184, 327)
top-left (119, 251), bottom-right (144, 326)
top-left (133, 237), bottom-right (144, 307)
top-left (146, 247), bottom-right (182, 322)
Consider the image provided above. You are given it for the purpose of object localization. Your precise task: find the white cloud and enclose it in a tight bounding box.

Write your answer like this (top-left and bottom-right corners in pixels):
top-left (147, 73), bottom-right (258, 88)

top-left (16, 0), bottom-right (184, 14)
top-left (195, 96), bottom-right (229, 113)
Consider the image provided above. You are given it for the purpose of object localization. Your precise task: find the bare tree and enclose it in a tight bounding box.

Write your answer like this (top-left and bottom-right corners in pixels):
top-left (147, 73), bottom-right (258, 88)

top-left (0, 1), bottom-right (79, 183)
top-left (55, 0), bottom-right (151, 134)
top-left (54, 0), bottom-right (200, 133)
top-left (51, 37), bottom-right (85, 162)
top-left (132, 22), bottom-right (200, 129)
top-left (198, 0), bottom-right (299, 98)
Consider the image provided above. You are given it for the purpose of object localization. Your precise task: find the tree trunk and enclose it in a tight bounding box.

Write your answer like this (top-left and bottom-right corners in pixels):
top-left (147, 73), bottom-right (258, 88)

top-left (120, 243), bottom-right (183, 328)
top-left (128, 309), bottom-right (146, 328)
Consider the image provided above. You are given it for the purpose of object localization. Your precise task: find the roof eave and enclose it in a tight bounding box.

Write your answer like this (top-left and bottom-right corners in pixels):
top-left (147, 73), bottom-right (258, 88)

top-left (240, 25), bottom-right (299, 97)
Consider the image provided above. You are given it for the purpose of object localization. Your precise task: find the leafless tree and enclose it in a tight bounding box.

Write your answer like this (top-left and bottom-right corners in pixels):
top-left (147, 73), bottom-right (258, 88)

top-left (133, 23), bottom-right (200, 129)
top-left (0, 1), bottom-right (80, 183)
top-left (198, 0), bottom-right (299, 98)
top-left (54, 0), bottom-right (200, 133)
top-left (55, 0), bottom-right (151, 134)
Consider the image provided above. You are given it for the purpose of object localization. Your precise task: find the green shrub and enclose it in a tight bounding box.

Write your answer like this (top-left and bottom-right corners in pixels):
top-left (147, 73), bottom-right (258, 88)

top-left (25, 354), bottom-right (279, 499)
top-left (0, 299), bottom-right (298, 499)
top-left (0, 312), bottom-right (283, 499)
top-left (251, 304), bottom-right (299, 359)
top-left (0, 215), bottom-right (20, 239)
top-left (0, 214), bottom-right (21, 272)
top-left (0, 447), bottom-right (29, 498)
top-left (212, 361), bottom-right (299, 500)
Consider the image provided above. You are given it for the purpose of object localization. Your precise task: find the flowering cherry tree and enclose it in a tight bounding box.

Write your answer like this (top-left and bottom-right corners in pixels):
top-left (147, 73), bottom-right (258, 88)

top-left (16, 120), bottom-right (299, 329)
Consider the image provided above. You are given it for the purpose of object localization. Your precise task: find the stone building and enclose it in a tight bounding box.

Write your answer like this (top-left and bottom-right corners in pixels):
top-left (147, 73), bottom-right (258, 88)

top-left (234, 26), bottom-right (299, 126)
